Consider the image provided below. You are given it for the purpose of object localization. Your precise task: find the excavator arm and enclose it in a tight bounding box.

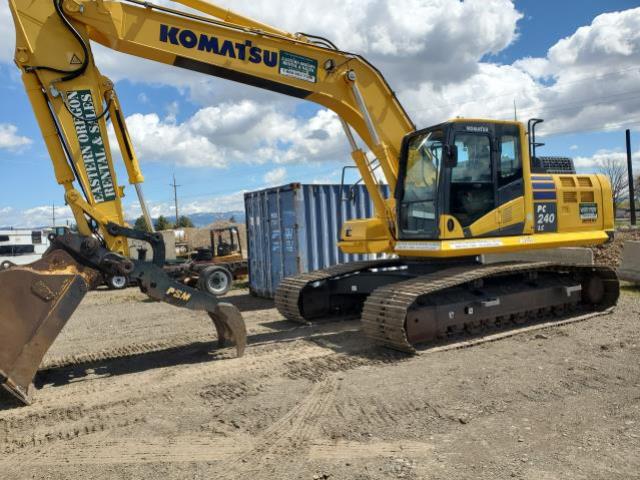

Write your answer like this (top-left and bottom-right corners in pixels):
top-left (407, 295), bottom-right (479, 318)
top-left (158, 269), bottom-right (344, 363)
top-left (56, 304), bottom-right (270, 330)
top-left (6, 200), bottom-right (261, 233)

top-left (2, 0), bottom-right (415, 406)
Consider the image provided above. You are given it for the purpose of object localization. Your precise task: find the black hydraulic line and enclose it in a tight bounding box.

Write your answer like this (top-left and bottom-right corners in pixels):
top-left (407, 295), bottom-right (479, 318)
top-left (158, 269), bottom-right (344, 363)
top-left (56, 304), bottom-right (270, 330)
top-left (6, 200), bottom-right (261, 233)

top-left (61, 94), bottom-right (112, 124)
top-left (24, 0), bottom-right (89, 83)
top-left (296, 32), bottom-right (339, 50)
top-left (114, 108), bottom-right (135, 161)
top-left (43, 91), bottom-right (90, 203)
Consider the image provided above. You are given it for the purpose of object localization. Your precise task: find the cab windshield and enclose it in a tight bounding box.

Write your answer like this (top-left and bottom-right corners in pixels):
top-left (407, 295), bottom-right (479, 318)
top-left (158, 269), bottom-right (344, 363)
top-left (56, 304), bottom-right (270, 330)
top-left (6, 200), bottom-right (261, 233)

top-left (399, 130), bottom-right (443, 236)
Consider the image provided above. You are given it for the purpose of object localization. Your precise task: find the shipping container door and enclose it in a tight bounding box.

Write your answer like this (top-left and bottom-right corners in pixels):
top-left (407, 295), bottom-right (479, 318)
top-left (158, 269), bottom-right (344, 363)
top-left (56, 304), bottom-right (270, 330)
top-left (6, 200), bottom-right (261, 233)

top-left (266, 186), bottom-right (299, 296)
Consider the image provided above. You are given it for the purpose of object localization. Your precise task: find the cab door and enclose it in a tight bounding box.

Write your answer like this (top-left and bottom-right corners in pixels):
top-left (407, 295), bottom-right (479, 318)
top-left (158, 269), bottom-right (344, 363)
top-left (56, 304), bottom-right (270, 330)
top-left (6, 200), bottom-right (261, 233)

top-left (448, 127), bottom-right (496, 233)
top-left (446, 123), bottom-right (524, 238)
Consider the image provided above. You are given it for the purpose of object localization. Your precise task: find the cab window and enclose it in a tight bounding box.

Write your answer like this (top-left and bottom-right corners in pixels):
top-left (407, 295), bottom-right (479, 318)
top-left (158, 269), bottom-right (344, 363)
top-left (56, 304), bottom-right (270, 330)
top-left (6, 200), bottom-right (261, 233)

top-left (499, 134), bottom-right (522, 186)
top-left (452, 134), bottom-right (492, 183)
top-left (399, 130), bottom-right (443, 235)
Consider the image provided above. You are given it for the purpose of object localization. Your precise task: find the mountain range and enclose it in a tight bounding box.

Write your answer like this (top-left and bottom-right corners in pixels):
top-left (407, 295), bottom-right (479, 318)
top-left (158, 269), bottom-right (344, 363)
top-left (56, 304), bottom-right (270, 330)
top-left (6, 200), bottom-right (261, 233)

top-left (127, 210), bottom-right (246, 228)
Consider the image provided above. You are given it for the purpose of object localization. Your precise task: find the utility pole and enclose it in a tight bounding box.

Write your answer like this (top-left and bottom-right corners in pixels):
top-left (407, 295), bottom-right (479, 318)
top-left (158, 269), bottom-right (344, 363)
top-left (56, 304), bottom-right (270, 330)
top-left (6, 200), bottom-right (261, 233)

top-left (170, 174), bottom-right (181, 226)
top-left (626, 129), bottom-right (636, 226)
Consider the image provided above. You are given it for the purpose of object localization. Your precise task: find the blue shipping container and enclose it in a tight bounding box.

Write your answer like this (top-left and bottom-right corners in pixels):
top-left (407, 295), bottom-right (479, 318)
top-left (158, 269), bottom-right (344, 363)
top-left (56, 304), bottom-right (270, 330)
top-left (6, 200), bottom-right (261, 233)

top-left (244, 183), bottom-right (390, 298)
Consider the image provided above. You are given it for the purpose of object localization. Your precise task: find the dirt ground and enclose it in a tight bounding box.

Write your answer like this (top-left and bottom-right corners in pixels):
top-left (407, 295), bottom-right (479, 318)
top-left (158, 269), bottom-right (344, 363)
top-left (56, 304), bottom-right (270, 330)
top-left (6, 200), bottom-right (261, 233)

top-left (1, 287), bottom-right (639, 479)
top-left (592, 228), bottom-right (640, 267)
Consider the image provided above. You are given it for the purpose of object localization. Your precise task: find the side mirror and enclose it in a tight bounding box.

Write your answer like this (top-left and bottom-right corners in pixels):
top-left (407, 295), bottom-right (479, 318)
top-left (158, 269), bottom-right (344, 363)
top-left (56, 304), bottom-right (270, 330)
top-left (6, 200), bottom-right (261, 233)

top-left (444, 144), bottom-right (458, 168)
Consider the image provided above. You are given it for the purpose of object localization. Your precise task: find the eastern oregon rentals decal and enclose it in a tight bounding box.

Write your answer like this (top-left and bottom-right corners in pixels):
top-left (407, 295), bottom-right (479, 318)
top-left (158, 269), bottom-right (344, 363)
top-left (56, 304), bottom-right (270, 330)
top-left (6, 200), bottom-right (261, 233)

top-left (67, 90), bottom-right (116, 203)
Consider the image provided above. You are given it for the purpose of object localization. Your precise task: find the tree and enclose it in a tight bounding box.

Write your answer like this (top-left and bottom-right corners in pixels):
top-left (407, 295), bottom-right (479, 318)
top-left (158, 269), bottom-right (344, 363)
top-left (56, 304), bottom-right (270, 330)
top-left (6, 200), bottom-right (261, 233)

top-left (133, 215), bottom-right (151, 232)
top-left (175, 215), bottom-right (194, 228)
top-left (155, 215), bottom-right (173, 231)
top-left (597, 157), bottom-right (628, 218)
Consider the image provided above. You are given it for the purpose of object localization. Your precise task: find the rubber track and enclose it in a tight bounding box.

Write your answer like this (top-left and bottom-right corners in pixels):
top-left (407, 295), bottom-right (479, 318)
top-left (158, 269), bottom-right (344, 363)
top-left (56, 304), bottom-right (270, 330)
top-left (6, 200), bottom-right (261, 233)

top-left (275, 259), bottom-right (404, 323)
top-left (361, 262), bottom-right (619, 353)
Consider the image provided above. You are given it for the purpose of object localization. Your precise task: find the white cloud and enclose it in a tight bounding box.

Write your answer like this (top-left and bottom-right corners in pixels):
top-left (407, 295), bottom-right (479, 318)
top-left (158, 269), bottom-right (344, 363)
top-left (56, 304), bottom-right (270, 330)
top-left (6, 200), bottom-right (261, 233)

top-left (85, 0), bottom-right (522, 103)
top-left (112, 100), bottom-right (348, 168)
top-left (125, 191), bottom-right (246, 221)
top-left (573, 148), bottom-right (640, 172)
top-left (5, 1), bottom-right (640, 140)
top-left (209, 0), bottom-right (522, 87)
top-left (0, 123), bottom-right (32, 151)
top-left (263, 167), bottom-right (287, 185)
top-left (516, 8), bottom-right (640, 135)
top-left (311, 170), bottom-right (341, 185)
top-left (0, 205), bottom-right (74, 228)
top-left (0, 2), bottom-right (13, 64)
top-left (570, 145), bottom-right (579, 151)
top-left (403, 7), bottom-right (640, 137)
top-left (547, 9), bottom-right (640, 69)
top-left (403, 62), bottom-right (541, 126)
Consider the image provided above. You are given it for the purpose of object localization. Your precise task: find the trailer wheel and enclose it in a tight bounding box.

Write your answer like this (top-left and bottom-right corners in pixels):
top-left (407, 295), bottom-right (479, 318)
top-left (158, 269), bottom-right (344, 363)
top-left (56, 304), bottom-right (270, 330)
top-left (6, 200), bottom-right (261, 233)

top-left (198, 266), bottom-right (233, 296)
top-left (106, 275), bottom-right (128, 290)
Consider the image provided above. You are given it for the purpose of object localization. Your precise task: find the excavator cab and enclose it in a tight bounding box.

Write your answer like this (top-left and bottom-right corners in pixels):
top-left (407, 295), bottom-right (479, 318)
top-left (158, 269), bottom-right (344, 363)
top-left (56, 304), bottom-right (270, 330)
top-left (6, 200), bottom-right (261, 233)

top-left (397, 120), bottom-right (525, 241)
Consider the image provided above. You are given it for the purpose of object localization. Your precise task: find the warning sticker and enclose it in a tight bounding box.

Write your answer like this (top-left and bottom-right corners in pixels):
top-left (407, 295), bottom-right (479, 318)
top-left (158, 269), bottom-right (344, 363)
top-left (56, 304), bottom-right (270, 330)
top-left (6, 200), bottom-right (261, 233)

top-left (279, 51), bottom-right (317, 83)
top-left (579, 202), bottom-right (598, 222)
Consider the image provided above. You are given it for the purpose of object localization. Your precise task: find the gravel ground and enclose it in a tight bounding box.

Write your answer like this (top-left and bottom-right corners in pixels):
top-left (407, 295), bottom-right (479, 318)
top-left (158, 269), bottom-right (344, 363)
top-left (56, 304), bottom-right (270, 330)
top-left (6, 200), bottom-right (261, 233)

top-left (592, 228), bottom-right (640, 267)
top-left (1, 287), bottom-right (639, 480)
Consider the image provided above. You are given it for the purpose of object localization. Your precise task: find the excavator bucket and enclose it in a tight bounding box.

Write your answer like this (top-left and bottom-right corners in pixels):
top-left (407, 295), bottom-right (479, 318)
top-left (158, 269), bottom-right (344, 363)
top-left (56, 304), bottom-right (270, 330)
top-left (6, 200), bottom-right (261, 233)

top-left (0, 238), bottom-right (246, 407)
top-left (0, 250), bottom-right (99, 405)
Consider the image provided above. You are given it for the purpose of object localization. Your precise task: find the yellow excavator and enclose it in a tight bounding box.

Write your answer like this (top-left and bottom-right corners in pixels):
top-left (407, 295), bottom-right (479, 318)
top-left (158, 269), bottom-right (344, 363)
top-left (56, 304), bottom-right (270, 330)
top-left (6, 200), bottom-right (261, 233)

top-left (3, 0), bottom-right (618, 406)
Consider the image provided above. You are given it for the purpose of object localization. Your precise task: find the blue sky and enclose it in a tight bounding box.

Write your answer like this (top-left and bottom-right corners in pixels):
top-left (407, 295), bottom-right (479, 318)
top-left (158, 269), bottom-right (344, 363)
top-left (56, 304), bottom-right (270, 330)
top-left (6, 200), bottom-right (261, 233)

top-left (1, 0), bottom-right (639, 226)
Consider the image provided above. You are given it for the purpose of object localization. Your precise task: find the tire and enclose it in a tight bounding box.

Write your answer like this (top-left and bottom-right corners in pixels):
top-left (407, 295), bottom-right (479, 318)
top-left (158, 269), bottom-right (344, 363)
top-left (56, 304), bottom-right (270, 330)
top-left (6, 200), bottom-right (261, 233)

top-left (198, 266), bottom-right (233, 296)
top-left (106, 275), bottom-right (129, 290)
